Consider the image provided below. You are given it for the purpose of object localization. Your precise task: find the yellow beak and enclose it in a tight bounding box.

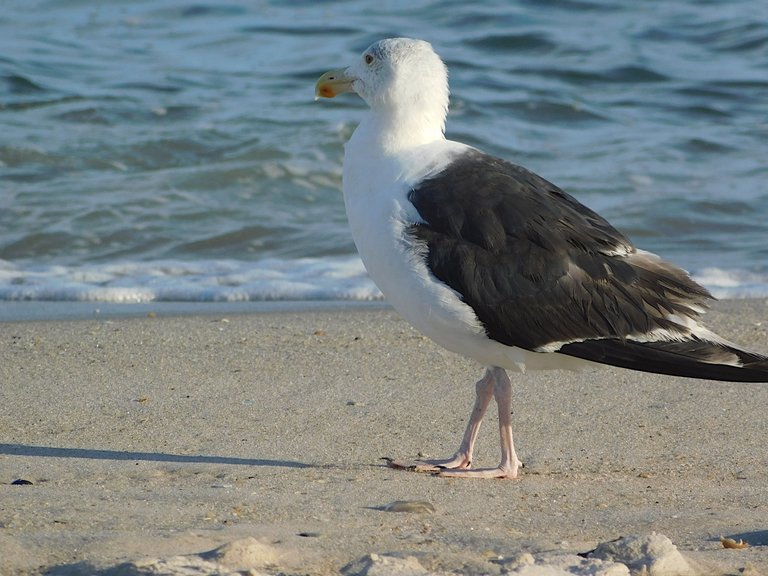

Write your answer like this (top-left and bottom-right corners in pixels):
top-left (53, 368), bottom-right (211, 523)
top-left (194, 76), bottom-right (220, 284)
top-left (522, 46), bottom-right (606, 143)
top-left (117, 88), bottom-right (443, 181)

top-left (315, 68), bottom-right (355, 99)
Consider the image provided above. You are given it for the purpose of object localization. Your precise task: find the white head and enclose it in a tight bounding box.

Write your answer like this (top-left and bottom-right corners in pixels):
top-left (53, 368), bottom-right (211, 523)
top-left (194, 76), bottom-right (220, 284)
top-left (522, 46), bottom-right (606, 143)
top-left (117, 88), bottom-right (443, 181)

top-left (317, 38), bottom-right (450, 147)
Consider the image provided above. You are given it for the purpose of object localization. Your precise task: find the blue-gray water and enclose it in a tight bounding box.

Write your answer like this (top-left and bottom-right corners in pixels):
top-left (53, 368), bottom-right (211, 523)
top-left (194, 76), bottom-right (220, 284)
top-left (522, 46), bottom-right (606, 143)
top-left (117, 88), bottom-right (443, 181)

top-left (2, 0), bottom-right (767, 304)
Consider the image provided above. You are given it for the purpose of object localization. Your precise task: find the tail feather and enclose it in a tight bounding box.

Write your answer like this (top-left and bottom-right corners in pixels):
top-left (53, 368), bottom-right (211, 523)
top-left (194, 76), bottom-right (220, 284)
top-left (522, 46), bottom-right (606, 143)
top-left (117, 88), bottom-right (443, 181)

top-left (558, 337), bottom-right (768, 382)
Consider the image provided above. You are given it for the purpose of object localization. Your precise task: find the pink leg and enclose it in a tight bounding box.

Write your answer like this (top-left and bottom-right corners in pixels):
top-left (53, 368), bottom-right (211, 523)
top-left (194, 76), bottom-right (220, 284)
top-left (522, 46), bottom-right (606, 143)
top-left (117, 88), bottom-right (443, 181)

top-left (386, 368), bottom-right (495, 472)
top-left (439, 367), bottom-right (521, 479)
top-left (387, 367), bottom-right (522, 479)
top-left (427, 367), bottom-right (496, 469)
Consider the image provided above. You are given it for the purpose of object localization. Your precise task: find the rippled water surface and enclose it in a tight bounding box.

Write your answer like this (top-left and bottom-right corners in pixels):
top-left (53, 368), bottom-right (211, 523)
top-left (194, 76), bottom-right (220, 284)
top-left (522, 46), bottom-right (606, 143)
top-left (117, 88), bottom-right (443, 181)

top-left (1, 0), bottom-right (767, 303)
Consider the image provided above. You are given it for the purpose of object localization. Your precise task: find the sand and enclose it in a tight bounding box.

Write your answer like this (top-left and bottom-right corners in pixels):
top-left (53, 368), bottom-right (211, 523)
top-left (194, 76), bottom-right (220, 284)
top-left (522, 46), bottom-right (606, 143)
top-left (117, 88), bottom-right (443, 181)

top-left (1, 300), bottom-right (767, 575)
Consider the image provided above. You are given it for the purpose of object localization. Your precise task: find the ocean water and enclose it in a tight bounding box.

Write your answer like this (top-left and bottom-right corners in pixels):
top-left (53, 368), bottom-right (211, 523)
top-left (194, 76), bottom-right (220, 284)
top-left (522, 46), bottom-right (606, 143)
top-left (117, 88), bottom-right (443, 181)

top-left (2, 0), bottom-right (767, 307)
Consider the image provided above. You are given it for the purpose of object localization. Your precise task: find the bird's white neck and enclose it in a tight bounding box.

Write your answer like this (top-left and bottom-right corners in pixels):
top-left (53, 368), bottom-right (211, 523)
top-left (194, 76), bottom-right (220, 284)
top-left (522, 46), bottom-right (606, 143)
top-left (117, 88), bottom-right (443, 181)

top-left (356, 108), bottom-right (446, 154)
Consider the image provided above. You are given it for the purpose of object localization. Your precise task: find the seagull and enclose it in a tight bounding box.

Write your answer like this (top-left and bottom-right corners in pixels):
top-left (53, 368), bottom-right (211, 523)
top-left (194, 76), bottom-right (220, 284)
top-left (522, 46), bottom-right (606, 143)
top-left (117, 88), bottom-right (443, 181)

top-left (315, 37), bottom-right (768, 479)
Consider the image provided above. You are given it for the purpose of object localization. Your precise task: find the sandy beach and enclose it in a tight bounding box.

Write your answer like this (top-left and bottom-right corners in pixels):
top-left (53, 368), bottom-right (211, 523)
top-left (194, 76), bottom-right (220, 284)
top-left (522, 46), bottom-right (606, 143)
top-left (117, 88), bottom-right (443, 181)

top-left (1, 300), bottom-right (767, 575)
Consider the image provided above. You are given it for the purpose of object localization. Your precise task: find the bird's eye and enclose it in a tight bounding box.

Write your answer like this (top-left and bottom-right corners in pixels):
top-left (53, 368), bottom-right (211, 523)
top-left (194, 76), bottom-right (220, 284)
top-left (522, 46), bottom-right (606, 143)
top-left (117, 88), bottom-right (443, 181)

top-left (364, 53), bottom-right (374, 65)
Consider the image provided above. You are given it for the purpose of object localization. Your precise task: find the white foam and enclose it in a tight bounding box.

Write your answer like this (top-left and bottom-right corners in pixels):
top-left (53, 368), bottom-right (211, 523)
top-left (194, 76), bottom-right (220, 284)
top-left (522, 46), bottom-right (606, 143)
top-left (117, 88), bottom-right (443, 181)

top-left (0, 257), bottom-right (382, 303)
top-left (693, 267), bottom-right (768, 299)
top-left (0, 260), bottom-right (766, 303)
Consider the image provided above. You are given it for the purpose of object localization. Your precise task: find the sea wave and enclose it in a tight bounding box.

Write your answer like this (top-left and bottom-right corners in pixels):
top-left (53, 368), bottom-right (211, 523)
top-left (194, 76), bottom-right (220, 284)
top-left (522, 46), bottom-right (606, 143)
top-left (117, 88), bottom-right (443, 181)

top-left (0, 257), bottom-right (382, 303)
top-left (1, 257), bottom-right (766, 304)
top-left (692, 268), bottom-right (768, 300)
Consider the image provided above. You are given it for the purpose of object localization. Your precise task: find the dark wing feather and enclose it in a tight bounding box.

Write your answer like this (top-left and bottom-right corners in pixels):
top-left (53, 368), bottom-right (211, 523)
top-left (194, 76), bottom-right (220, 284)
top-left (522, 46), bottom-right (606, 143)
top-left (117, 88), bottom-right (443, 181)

top-left (407, 150), bottom-right (768, 381)
top-left (407, 149), bottom-right (712, 351)
top-left (559, 338), bottom-right (768, 382)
